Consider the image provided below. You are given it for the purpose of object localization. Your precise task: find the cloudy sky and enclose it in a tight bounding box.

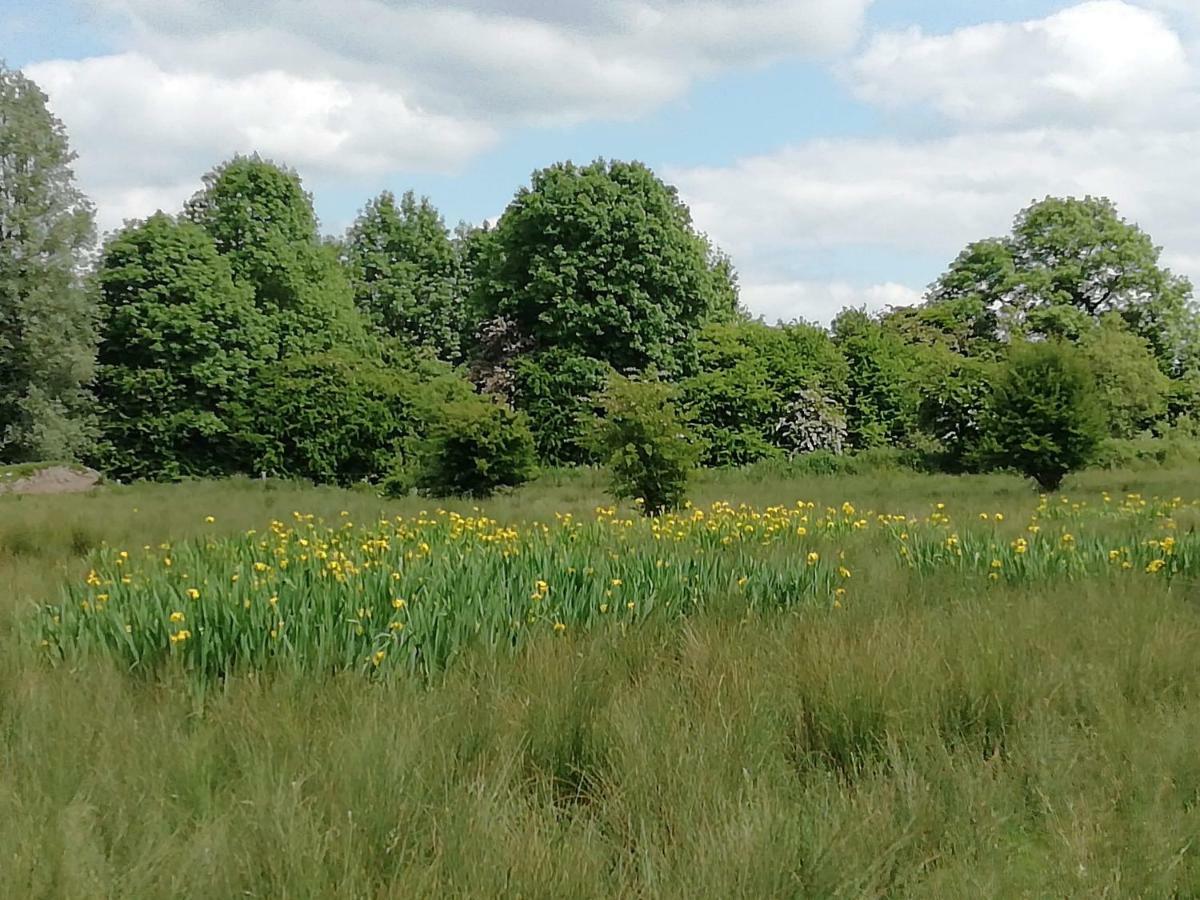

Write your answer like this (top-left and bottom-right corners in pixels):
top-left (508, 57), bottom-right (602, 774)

top-left (5, 0), bottom-right (1199, 322)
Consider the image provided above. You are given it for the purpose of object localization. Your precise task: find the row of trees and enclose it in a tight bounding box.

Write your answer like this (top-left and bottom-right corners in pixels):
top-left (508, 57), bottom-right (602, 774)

top-left (3, 62), bottom-right (1199, 504)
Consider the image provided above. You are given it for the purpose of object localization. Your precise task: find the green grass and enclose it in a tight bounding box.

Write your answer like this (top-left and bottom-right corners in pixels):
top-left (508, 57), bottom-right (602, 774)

top-left (4, 469), bottom-right (1200, 896)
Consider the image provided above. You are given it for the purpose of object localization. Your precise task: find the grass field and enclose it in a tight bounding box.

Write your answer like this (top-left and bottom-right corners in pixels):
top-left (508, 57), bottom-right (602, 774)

top-left (4, 467), bottom-right (1200, 897)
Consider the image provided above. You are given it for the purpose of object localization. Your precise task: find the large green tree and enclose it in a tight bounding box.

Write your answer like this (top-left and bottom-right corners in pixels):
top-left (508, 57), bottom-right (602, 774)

top-left (184, 155), bottom-right (370, 357)
top-left (0, 63), bottom-right (97, 462)
top-left (472, 159), bottom-right (738, 374)
top-left (92, 213), bottom-right (274, 480)
top-left (345, 191), bottom-right (464, 362)
top-left (929, 196), bottom-right (1196, 371)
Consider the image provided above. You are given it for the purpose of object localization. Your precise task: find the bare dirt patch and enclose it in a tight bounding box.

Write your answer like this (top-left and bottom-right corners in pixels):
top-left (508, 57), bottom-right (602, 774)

top-left (0, 465), bottom-right (103, 496)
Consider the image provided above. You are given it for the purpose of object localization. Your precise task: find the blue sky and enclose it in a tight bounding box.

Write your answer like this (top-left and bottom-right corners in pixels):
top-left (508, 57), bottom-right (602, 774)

top-left (5, 0), bottom-right (1199, 321)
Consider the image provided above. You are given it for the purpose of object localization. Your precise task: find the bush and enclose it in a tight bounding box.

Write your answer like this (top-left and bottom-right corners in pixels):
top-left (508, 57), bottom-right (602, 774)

top-left (415, 396), bottom-right (537, 498)
top-left (244, 350), bottom-right (473, 486)
top-left (984, 341), bottom-right (1106, 491)
top-left (590, 374), bottom-right (701, 515)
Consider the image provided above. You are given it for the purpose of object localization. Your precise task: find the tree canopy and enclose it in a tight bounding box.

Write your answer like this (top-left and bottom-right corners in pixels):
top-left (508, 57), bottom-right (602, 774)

top-left (472, 159), bottom-right (738, 374)
top-left (0, 63), bottom-right (97, 462)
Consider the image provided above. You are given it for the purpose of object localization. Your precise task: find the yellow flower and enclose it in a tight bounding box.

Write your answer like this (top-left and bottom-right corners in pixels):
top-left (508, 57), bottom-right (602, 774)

top-left (1146, 559), bottom-right (1166, 574)
top-left (611, 578), bottom-right (623, 587)
top-left (186, 587), bottom-right (200, 600)
top-left (837, 566), bottom-right (851, 579)
top-left (600, 603), bottom-right (609, 614)
top-left (990, 559), bottom-right (1002, 569)
top-left (169, 611), bottom-right (185, 623)
top-left (979, 512), bottom-right (989, 521)
top-left (372, 649), bottom-right (386, 666)
top-left (392, 597), bottom-right (406, 609)
top-left (737, 576), bottom-right (749, 587)
top-left (268, 595), bottom-right (278, 606)
top-left (994, 514), bottom-right (1004, 522)
top-left (389, 621), bottom-right (405, 632)
top-left (1108, 549), bottom-right (1121, 562)
top-left (553, 621), bottom-right (566, 633)
top-left (204, 516), bottom-right (215, 524)
top-left (163, 557), bottom-right (172, 567)
top-left (806, 551), bottom-right (820, 566)
top-left (168, 629), bottom-right (192, 644)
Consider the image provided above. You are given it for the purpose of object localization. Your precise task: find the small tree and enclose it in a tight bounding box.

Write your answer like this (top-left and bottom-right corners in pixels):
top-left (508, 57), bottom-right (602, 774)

top-left (984, 341), bottom-right (1106, 491)
top-left (415, 396), bottom-right (537, 498)
top-left (591, 374), bottom-right (700, 516)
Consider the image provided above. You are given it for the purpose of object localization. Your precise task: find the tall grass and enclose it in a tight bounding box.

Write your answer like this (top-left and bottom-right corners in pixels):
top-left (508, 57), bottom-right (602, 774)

top-left (3, 470), bottom-right (1200, 896)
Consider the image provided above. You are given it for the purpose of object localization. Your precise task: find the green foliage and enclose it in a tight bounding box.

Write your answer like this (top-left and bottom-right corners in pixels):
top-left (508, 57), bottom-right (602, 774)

top-left (591, 374), bottom-right (700, 515)
top-left (929, 196), bottom-right (1196, 370)
top-left (473, 159), bottom-right (737, 373)
top-left (185, 155), bottom-right (370, 357)
top-left (416, 396), bottom-right (537, 498)
top-left (92, 213), bottom-right (274, 480)
top-left (682, 320), bottom-right (849, 466)
top-left (512, 350), bottom-right (612, 466)
top-left (1079, 316), bottom-right (1170, 438)
top-left (917, 353), bottom-right (999, 473)
top-left (345, 191), bottom-right (465, 362)
top-left (984, 341), bottom-right (1106, 491)
top-left (833, 309), bottom-right (924, 450)
top-left (246, 350), bottom-right (473, 486)
top-left (0, 64), bottom-right (97, 462)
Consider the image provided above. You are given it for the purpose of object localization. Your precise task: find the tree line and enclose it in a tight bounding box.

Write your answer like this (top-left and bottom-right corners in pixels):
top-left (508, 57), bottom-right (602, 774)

top-left (3, 62), bottom-right (1199, 504)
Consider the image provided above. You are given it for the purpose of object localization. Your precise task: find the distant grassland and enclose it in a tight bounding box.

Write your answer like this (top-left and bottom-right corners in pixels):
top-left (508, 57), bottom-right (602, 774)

top-left (3, 467), bottom-right (1200, 897)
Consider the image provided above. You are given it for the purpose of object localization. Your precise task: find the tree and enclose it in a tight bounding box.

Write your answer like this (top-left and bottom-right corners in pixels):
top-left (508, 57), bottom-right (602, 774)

top-left (185, 155), bottom-right (370, 357)
top-left (511, 350), bottom-right (612, 466)
top-left (1079, 316), bottom-right (1170, 439)
top-left (832, 309), bottom-right (925, 449)
top-left (0, 64), bottom-right (97, 462)
top-left (929, 196), bottom-right (1196, 371)
top-left (415, 396), bottom-right (537, 498)
top-left (472, 159), bottom-right (737, 374)
top-left (984, 341), bottom-right (1106, 491)
top-left (92, 214), bottom-right (274, 480)
top-left (590, 374), bottom-right (700, 516)
top-left (344, 191), bottom-right (464, 362)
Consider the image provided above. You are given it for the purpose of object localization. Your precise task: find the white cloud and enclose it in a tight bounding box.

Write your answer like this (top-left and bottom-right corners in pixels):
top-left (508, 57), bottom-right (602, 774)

top-left (743, 280), bottom-right (921, 324)
top-left (90, 0), bottom-right (871, 123)
top-left (673, 126), bottom-right (1200, 322)
top-left (29, 53), bottom-right (497, 234)
top-left (33, 0), bottom-right (870, 232)
top-left (668, 1), bottom-right (1200, 323)
top-left (852, 1), bottom-right (1192, 128)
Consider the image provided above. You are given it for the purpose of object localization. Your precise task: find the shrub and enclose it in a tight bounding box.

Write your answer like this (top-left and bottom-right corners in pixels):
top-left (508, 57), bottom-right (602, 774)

top-left (244, 350), bottom-right (473, 486)
top-left (415, 396), bottom-right (537, 498)
top-left (590, 374), bottom-right (700, 515)
top-left (774, 388), bottom-right (848, 456)
top-left (984, 341), bottom-right (1106, 491)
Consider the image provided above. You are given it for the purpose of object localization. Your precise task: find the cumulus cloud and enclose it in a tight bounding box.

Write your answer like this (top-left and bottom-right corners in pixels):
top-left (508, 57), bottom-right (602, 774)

top-left (33, 0), bottom-right (870, 233)
top-left (29, 53), bottom-right (497, 234)
top-left (668, 1), bottom-right (1200, 322)
top-left (89, 0), bottom-right (872, 122)
top-left (851, 1), bottom-right (1192, 128)
top-left (674, 126), bottom-right (1200, 321)
top-left (742, 280), bottom-right (921, 324)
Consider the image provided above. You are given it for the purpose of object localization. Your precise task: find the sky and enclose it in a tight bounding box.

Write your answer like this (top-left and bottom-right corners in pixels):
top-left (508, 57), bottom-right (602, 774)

top-left (4, 0), bottom-right (1199, 323)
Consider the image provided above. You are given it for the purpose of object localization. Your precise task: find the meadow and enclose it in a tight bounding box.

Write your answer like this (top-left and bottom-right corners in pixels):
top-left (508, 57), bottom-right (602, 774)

top-left (4, 467), bottom-right (1200, 897)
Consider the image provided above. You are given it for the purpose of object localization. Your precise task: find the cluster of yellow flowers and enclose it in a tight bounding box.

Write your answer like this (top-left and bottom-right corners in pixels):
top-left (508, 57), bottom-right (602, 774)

top-left (37, 490), bottom-right (1200, 679)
